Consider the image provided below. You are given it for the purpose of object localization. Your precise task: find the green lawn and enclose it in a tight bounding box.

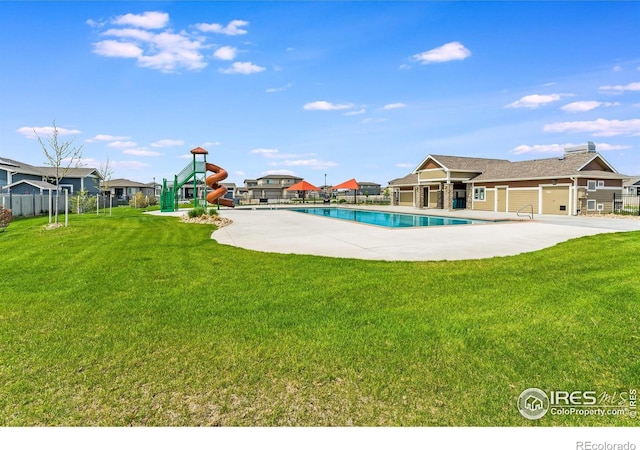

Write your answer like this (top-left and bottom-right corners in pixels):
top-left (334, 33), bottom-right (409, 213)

top-left (1, 208), bottom-right (638, 426)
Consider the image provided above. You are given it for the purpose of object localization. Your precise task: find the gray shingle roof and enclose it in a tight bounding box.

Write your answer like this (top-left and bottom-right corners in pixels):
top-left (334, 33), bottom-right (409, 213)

top-left (472, 152), bottom-right (621, 181)
top-left (388, 173), bottom-right (418, 186)
top-left (426, 154), bottom-right (509, 172)
top-left (104, 178), bottom-right (150, 188)
top-left (0, 156), bottom-right (99, 179)
top-left (2, 179), bottom-right (57, 191)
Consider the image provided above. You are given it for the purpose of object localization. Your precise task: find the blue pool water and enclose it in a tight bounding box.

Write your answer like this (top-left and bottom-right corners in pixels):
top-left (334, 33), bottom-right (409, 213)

top-left (290, 208), bottom-right (486, 228)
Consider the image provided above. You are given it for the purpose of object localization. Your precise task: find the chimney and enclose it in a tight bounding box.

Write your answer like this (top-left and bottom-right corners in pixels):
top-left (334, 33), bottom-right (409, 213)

top-left (564, 141), bottom-right (596, 155)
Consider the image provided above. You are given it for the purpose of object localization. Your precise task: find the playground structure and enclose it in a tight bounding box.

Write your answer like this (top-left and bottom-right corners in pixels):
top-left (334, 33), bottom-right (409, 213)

top-left (160, 147), bottom-right (234, 212)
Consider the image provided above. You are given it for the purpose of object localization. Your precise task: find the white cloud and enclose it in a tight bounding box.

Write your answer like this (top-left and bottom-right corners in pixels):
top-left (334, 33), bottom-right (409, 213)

top-left (112, 11), bottom-right (169, 29)
top-left (201, 141), bottom-right (221, 147)
top-left (303, 101), bottom-right (354, 111)
top-left (599, 82), bottom-right (640, 93)
top-left (219, 61), bottom-right (265, 75)
top-left (86, 19), bottom-right (106, 28)
top-left (213, 46), bottom-right (237, 61)
top-left (544, 118), bottom-right (640, 136)
top-left (561, 101), bottom-right (620, 113)
top-left (103, 28), bottom-right (155, 41)
top-left (512, 142), bottom-right (630, 154)
top-left (123, 149), bottom-right (162, 157)
top-left (195, 19), bottom-right (249, 36)
top-left (251, 148), bottom-right (280, 156)
top-left (613, 66), bottom-right (623, 72)
top-left (279, 159), bottom-right (338, 170)
top-left (506, 93), bottom-right (570, 109)
top-left (382, 103), bottom-right (407, 110)
top-left (344, 108), bottom-right (366, 116)
top-left (395, 163), bottom-right (414, 168)
top-left (93, 40), bottom-right (143, 58)
top-left (234, 170), bottom-right (246, 177)
top-left (511, 143), bottom-right (573, 154)
top-left (595, 143), bottom-right (631, 151)
top-left (265, 83), bottom-right (293, 93)
top-left (111, 160), bottom-right (150, 169)
top-left (93, 30), bottom-right (206, 72)
top-left (413, 41), bottom-right (471, 64)
top-left (150, 139), bottom-right (184, 148)
top-left (17, 126), bottom-right (81, 139)
top-left (85, 134), bottom-right (130, 143)
top-left (92, 11), bottom-right (207, 73)
top-left (107, 141), bottom-right (137, 149)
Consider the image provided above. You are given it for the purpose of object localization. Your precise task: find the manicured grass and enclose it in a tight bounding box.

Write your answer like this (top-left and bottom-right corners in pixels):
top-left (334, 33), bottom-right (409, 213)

top-left (0, 208), bottom-right (638, 426)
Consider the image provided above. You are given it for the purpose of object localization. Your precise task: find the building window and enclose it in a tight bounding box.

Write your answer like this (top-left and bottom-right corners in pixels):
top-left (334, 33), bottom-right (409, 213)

top-left (473, 187), bottom-right (485, 201)
top-left (587, 199), bottom-right (596, 211)
top-left (587, 180), bottom-right (597, 191)
top-left (597, 180), bottom-right (605, 187)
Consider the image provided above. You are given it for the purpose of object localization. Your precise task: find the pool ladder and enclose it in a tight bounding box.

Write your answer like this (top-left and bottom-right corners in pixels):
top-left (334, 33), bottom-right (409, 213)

top-left (517, 204), bottom-right (534, 220)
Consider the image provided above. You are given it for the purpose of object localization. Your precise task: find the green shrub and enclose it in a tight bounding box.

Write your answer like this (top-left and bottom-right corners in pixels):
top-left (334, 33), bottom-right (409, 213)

top-left (207, 208), bottom-right (218, 216)
top-left (188, 207), bottom-right (207, 218)
top-left (72, 190), bottom-right (97, 214)
top-left (129, 192), bottom-right (150, 209)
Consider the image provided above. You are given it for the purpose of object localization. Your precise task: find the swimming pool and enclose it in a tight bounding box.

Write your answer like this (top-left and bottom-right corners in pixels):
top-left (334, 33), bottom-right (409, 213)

top-left (290, 207), bottom-right (486, 228)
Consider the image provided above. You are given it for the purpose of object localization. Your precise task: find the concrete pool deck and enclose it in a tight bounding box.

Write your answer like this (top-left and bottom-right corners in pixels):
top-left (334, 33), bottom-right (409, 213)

top-left (202, 205), bottom-right (640, 261)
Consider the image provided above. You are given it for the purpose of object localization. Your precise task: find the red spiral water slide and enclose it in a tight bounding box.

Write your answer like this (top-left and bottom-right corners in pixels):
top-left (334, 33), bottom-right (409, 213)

top-left (205, 163), bottom-right (234, 207)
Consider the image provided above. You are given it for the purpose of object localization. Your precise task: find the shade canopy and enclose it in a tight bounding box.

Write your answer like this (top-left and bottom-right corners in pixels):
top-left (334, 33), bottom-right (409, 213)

top-left (331, 178), bottom-right (359, 190)
top-left (286, 180), bottom-right (321, 191)
top-left (190, 146), bottom-right (209, 155)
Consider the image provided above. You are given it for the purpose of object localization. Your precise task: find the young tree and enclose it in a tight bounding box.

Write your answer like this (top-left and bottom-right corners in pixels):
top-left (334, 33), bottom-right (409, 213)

top-left (34, 120), bottom-right (83, 223)
top-left (97, 155), bottom-right (114, 214)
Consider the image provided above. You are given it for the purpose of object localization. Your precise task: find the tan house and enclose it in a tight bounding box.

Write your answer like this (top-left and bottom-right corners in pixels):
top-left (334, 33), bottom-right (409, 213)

top-left (389, 143), bottom-right (626, 215)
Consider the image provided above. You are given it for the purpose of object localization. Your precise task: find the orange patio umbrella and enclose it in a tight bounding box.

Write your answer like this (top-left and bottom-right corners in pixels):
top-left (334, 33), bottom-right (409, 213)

top-left (331, 178), bottom-right (360, 204)
top-left (331, 178), bottom-right (359, 191)
top-left (286, 180), bottom-right (321, 203)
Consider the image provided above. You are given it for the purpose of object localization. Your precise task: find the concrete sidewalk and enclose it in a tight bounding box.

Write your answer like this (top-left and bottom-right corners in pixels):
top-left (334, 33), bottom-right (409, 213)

top-left (210, 206), bottom-right (640, 261)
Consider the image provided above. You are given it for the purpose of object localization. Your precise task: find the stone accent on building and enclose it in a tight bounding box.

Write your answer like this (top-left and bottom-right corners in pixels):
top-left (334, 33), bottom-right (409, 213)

top-left (415, 186), bottom-right (423, 208)
top-left (443, 183), bottom-right (454, 210)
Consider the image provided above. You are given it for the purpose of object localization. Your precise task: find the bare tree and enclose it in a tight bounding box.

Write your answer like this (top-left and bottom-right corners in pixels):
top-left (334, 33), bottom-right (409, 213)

top-left (35, 120), bottom-right (83, 223)
top-left (97, 155), bottom-right (114, 214)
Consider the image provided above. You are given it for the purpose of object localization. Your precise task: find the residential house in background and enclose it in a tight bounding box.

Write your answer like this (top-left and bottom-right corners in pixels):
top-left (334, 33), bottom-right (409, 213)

top-left (389, 143), bottom-right (626, 215)
top-left (356, 181), bottom-right (382, 196)
top-left (239, 174), bottom-right (304, 200)
top-left (102, 178), bottom-right (155, 202)
top-left (0, 156), bottom-right (100, 194)
top-left (623, 177), bottom-right (640, 196)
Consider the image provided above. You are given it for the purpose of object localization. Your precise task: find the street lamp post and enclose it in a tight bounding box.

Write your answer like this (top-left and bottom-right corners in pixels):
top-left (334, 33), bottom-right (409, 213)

top-left (324, 173), bottom-right (327, 198)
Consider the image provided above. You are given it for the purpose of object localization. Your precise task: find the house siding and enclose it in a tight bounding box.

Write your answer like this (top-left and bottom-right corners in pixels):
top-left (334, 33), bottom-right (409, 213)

top-left (398, 190), bottom-right (414, 206)
top-left (473, 188), bottom-right (495, 211)
top-left (419, 169), bottom-right (447, 180)
top-left (579, 189), bottom-right (617, 213)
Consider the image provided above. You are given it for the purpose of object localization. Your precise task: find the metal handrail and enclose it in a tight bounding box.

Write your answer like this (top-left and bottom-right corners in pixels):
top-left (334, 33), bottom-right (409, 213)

top-left (517, 204), bottom-right (534, 220)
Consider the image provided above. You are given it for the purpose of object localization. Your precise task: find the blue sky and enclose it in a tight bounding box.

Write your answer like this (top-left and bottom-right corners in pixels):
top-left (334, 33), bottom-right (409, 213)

top-left (1, 1), bottom-right (640, 187)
